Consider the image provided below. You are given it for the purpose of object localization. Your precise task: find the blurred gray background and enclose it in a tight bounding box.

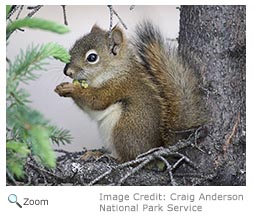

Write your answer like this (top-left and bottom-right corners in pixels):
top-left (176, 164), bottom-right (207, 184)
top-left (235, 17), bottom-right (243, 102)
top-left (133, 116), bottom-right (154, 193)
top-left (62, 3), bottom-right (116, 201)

top-left (7, 5), bottom-right (179, 151)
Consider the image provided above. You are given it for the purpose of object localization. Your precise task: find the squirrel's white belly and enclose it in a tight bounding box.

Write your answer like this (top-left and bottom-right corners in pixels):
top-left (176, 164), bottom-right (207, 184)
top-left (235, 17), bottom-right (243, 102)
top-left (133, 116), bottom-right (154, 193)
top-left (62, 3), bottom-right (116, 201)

top-left (83, 103), bottom-right (122, 155)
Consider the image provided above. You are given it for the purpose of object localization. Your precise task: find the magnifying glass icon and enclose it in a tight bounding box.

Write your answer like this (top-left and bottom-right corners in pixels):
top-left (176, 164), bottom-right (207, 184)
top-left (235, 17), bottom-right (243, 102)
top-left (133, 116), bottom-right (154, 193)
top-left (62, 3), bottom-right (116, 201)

top-left (8, 194), bottom-right (22, 208)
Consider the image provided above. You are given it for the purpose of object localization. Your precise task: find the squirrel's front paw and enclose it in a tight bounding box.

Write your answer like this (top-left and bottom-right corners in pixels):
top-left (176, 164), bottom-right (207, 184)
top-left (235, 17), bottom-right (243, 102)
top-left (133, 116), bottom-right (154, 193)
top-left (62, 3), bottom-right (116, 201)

top-left (55, 82), bottom-right (75, 97)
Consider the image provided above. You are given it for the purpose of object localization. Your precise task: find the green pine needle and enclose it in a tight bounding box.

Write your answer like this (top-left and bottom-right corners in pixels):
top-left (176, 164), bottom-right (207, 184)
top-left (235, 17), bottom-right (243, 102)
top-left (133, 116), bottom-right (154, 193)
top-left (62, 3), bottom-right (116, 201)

top-left (6, 141), bottom-right (30, 178)
top-left (7, 17), bottom-right (70, 39)
top-left (7, 141), bottom-right (30, 155)
top-left (6, 5), bottom-right (12, 19)
top-left (41, 42), bottom-right (71, 63)
top-left (49, 126), bottom-right (73, 146)
top-left (7, 43), bottom-right (70, 85)
top-left (30, 126), bottom-right (56, 168)
top-left (6, 8), bottom-right (72, 180)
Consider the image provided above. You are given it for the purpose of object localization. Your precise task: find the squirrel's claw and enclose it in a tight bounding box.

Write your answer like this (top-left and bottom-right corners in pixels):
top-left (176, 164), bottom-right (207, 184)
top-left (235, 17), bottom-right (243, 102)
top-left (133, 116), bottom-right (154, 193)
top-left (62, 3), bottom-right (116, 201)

top-left (55, 82), bottom-right (75, 97)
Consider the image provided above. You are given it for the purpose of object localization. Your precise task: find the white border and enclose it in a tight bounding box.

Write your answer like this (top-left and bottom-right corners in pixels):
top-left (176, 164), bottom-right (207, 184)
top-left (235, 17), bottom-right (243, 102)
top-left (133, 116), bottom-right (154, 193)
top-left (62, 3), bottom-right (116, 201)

top-left (1, 1), bottom-right (252, 218)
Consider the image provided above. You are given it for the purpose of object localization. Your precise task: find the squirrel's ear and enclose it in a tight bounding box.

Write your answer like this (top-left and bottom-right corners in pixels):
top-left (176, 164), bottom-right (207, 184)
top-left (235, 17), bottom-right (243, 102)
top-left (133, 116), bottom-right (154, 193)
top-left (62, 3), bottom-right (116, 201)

top-left (90, 24), bottom-right (103, 33)
top-left (110, 25), bottom-right (125, 55)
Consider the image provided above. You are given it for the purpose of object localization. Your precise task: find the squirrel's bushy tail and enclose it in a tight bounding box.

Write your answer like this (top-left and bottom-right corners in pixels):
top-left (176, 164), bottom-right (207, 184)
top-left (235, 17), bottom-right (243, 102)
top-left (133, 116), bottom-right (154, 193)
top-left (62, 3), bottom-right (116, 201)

top-left (134, 21), bottom-right (206, 144)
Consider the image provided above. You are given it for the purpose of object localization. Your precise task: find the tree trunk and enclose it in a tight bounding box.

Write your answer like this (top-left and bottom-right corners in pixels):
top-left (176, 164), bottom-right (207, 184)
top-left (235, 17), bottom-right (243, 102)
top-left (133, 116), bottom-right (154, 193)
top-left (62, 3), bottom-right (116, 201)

top-left (178, 5), bottom-right (246, 185)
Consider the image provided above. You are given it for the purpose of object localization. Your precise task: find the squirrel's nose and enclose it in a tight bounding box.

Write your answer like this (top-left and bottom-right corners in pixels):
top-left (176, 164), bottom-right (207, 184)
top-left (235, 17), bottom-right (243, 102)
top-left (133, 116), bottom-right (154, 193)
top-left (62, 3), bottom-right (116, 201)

top-left (64, 64), bottom-right (74, 78)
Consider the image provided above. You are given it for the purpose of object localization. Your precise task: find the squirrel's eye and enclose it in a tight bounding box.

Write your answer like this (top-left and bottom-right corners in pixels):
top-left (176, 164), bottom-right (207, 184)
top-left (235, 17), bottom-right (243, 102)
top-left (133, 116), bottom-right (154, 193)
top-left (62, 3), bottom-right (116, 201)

top-left (85, 49), bottom-right (99, 64)
top-left (87, 53), bottom-right (97, 62)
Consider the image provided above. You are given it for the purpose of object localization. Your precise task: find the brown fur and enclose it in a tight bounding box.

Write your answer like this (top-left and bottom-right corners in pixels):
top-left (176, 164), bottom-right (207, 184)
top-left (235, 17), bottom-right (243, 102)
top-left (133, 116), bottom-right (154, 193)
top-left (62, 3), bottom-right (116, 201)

top-left (55, 21), bottom-right (206, 162)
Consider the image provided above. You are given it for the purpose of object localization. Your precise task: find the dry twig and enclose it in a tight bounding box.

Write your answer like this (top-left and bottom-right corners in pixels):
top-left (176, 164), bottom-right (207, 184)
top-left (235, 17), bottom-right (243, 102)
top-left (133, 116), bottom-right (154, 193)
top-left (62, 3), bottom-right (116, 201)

top-left (89, 133), bottom-right (199, 186)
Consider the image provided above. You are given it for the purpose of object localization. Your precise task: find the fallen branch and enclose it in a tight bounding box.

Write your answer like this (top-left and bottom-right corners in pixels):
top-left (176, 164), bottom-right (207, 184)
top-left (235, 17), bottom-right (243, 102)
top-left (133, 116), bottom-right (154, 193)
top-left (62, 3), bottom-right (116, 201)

top-left (6, 127), bottom-right (219, 186)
